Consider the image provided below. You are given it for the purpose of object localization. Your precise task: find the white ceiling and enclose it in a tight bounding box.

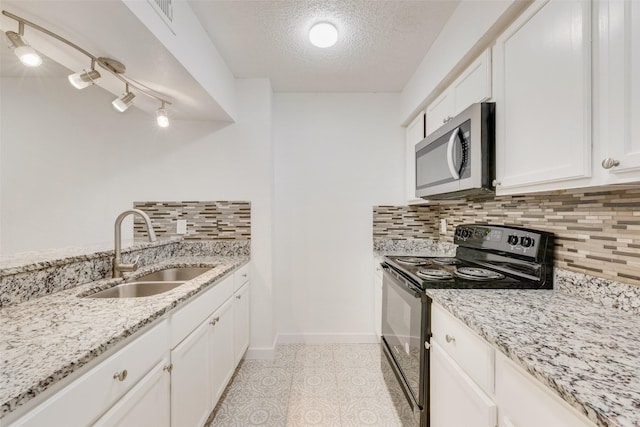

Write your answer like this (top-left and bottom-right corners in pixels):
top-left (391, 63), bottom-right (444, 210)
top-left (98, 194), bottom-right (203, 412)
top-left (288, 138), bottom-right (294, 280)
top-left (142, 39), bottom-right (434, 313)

top-left (189, 0), bottom-right (460, 92)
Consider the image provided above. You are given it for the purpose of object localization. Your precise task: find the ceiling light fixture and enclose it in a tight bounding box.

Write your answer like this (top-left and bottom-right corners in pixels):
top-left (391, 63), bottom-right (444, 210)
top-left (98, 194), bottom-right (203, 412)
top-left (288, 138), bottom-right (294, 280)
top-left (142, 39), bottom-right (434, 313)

top-left (309, 22), bottom-right (338, 48)
top-left (5, 22), bottom-right (42, 67)
top-left (2, 10), bottom-right (172, 127)
top-left (156, 103), bottom-right (169, 128)
top-left (112, 84), bottom-right (136, 112)
top-left (68, 61), bottom-right (101, 89)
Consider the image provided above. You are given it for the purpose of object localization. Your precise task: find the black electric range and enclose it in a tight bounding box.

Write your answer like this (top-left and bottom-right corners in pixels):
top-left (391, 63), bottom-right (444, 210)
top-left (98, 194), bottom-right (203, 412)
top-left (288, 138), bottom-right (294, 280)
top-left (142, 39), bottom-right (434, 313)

top-left (379, 224), bottom-right (555, 427)
top-left (384, 224), bottom-right (555, 290)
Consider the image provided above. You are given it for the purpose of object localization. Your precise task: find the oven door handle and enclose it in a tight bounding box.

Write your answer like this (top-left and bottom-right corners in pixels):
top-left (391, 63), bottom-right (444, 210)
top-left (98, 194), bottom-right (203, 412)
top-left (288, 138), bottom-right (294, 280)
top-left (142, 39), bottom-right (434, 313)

top-left (447, 127), bottom-right (461, 180)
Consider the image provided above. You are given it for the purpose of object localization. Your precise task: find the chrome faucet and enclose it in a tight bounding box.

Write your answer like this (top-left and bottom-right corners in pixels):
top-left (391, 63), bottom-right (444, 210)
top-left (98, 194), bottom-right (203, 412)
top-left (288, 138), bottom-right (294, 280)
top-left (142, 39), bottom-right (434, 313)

top-left (113, 209), bottom-right (157, 278)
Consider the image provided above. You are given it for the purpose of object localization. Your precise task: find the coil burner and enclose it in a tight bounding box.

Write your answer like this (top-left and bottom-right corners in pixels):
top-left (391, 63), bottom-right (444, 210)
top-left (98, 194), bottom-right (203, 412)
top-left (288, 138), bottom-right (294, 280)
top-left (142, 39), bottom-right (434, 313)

top-left (432, 257), bottom-right (461, 265)
top-left (455, 267), bottom-right (505, 281)
top-left (417, 269), bottom-right (454, 280)
top-left (395, 257), bottom-right (431, 266)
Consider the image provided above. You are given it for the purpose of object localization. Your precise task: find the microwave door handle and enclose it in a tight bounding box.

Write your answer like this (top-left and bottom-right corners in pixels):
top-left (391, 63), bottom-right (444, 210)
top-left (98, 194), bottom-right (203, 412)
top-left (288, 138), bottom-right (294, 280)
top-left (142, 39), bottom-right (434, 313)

top-left (446, 127), bottom-right (461, 180)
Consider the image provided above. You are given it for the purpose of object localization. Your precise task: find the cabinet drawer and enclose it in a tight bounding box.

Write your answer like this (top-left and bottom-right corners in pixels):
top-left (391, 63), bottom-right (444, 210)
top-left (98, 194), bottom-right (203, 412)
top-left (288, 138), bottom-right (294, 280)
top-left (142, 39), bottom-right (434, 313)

top-left (234, 263), bottom-right (249, 291)
top-left (169, 274), bottom-right (234, 349)
top-left (11, 320), bottom-right (168, 427)
top-left (495, 351), bottom-right (595, 427)
top-left (431, 303), bottom-right (494, 393)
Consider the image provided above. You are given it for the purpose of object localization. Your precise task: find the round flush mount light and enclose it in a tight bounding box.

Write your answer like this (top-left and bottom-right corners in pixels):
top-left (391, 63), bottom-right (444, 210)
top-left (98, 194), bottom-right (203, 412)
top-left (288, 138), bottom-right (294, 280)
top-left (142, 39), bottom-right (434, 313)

top-left (309, 22), bottom-right (338, 48)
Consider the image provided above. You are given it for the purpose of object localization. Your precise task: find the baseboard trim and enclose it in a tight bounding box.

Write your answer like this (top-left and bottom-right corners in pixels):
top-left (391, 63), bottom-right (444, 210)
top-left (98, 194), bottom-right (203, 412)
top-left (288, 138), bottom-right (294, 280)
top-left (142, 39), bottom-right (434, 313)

top-left (244, 335), bottom-right (278, 359)
top-left (277, 333), bottom-right (379, 345)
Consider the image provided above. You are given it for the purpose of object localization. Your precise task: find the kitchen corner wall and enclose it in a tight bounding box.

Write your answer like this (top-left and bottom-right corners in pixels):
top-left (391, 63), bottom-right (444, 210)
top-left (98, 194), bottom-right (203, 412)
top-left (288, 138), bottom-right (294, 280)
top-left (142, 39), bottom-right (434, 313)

top-left (374, 186), bottom-right (640, 286)
top-left (133, 201), bottom-right (251, 241)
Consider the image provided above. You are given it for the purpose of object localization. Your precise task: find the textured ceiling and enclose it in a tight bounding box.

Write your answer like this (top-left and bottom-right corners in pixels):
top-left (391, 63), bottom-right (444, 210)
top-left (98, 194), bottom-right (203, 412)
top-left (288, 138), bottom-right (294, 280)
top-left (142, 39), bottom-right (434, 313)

top-left (188, 0), bottom-right (460, 93)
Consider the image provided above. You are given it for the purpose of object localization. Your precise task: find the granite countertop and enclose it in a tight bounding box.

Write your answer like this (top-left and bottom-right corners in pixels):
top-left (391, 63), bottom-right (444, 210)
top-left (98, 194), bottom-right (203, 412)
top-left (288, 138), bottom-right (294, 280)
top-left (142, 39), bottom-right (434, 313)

top-left (427, 288), bottom-right (640, 427)
top-left (0, 255), bottom-right (248, 418)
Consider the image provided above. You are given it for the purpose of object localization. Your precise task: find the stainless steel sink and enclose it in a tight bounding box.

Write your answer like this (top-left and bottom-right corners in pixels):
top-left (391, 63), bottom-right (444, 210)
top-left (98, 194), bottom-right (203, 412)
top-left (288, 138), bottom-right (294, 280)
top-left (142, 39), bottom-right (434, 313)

top-left (134, 267), bottom-right (213, 282)
top-left (86, 281), bottom-right (185, 298)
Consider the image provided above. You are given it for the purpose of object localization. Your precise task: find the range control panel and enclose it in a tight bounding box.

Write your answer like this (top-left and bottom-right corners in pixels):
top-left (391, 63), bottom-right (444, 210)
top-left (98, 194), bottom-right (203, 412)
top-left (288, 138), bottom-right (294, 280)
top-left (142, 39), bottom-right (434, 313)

top-left (454, 224), bottom-right (549, 258)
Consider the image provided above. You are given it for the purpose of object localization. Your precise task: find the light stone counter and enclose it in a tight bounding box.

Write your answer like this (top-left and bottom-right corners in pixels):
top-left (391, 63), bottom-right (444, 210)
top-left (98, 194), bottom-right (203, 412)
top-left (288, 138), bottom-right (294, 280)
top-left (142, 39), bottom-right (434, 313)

top-left (0, 256), bottom-right (248, 419)
top-left (428, 288), bottom-right (640, 427)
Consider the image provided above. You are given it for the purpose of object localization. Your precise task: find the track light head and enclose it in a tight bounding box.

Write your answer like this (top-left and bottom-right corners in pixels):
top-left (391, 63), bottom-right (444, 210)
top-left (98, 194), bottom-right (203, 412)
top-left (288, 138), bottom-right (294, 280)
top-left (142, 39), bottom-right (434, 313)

top-left (68, 69), bottom-right (101, 89)
top-left (112, 91), bottom-right (135, 112)
top-left (156, 107), bottom-right (169, 128)
top-left (6, 30), bottom-right (42, 67)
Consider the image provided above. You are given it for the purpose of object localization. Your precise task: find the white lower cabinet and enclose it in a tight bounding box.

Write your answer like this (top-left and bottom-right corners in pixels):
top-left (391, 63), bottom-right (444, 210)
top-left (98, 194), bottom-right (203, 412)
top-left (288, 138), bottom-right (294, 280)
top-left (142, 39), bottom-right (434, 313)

top-left (94, 357), bottom-right (171, 427)
top-left (495, 352), bottom-right (595, 427)
top-left (210, 298), bottom-right (235, 403)
top-left (170, 317), bottom-right (213, 427)
top-left (233, 282), bottom-right (251, 364)
top-left (430, 341), bottom-right (497, 427)
top-left (9, 263), bottom-right (251, 427)
top-left (373, 256), bottom-right (383, 339)
top-left (430, 302), bottom-right (596, 427)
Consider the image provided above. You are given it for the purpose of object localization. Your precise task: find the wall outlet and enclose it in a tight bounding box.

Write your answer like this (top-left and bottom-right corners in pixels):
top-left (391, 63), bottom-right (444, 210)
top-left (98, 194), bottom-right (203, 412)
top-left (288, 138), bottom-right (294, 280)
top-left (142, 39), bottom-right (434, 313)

top-left (440, 219), bottom-right (447, 234)
top-left (176, 219), bottom-right (187, 235)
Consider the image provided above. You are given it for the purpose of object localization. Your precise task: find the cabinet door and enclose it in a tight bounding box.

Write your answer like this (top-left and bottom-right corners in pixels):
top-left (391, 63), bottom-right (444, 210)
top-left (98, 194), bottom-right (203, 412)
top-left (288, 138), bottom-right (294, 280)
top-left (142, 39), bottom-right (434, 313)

top-left (430, 341), bottom-right (497, 427)
top-left (210, 298), bottom-right (235, 404)
top-left (426, 91), bottom-right (453, 136)
top-left (406, 111), bottom-right (426, 203)
top-left (171, 319), bottom-right (212, 427)
top-left (233, 283), bottom-right (250, 365)
top-left (599, 0), bottom-right (640, 180)
top-left (494, 0), bottom-right (591, 193)
top-left (495, 352), bottom-right (595, 427)
top-left (451, 49), bottom-right (492, 116)
top-left (373, 257), bottom-right (383, 339)
top-left (94, 357), bottom-right (171, 427)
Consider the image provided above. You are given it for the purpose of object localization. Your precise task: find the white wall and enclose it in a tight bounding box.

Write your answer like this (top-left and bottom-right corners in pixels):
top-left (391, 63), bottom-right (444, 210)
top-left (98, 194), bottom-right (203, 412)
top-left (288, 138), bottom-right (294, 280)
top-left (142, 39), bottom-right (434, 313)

top-left (273, 93), bottom-right (405, 342)
top-left (0, 76), bottom-right (275, 350)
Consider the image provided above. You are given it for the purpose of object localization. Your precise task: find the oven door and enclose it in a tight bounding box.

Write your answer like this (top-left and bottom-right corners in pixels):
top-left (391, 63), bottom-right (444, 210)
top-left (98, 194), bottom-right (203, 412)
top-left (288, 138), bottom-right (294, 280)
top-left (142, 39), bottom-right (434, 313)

top-left (381, 263), bottom-right (430, 420)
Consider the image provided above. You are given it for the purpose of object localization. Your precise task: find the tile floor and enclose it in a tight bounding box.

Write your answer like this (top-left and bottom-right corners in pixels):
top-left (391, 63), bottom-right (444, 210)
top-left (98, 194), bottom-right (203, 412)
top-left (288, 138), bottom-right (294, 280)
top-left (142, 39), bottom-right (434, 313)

top-left (206, 343), bottom-right (408, 426)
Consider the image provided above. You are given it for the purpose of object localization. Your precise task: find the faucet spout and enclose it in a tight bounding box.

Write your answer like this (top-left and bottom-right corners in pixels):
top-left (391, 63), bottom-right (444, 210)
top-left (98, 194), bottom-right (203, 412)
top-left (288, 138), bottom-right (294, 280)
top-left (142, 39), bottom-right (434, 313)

top-left (113, 209), bottom-right (157, 278)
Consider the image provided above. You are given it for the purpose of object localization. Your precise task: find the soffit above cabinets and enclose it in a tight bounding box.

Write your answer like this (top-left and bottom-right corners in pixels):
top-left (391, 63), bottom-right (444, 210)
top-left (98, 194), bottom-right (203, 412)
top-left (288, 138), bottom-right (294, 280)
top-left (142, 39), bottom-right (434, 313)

top-left (188, 0), bottom-right (460, 93)
top-left (0, 0), bottom-right (234, 123)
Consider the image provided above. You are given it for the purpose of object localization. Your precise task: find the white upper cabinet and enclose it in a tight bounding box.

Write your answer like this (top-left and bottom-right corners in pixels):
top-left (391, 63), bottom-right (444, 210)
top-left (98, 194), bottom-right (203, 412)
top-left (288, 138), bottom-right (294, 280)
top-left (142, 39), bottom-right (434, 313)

top-left (405, 111), bottom-right (426, 203)
top-left (426, 49), bottom-right (492, 136)
top-left (596, 0), bottom-right (640, 181)
top-left (494, 0), bottom-right (592, 194)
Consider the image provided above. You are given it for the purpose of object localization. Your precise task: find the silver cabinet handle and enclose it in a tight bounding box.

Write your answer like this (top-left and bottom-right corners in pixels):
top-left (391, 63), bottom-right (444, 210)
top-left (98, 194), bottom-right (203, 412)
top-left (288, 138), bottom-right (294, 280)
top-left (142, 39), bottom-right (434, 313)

top-left (163, 363), bottom-right (173, 373)
top-left (446, 127), bottom-right (461, 180)
top-left (236, 295), bottom-right (242, 299)
top-left (492, 179), bottom-right (501, 187)
top-left (242, 273), bottom-right (248, 278)
top-left (113, 370), bottom-right (128, 381)
top-left (424, 341), bottom-right (431, 350)
top-left (445, 334), bottom-right (456, 343)
top-left (602, 158), bottom-right (620, 169)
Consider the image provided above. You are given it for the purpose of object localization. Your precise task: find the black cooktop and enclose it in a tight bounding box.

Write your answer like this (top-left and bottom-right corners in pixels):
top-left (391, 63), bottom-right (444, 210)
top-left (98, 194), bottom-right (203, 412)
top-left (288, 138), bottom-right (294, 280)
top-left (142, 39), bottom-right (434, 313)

top-left (383, 224), bottom-right (554, 290)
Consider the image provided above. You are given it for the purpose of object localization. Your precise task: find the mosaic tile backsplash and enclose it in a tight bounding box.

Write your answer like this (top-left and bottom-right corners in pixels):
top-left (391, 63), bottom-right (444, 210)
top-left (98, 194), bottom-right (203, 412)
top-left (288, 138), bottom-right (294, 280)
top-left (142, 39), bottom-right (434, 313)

top-left (134, 201), bottom-right (251, 241)
top-left (374, 186), bottom-right (640, 286)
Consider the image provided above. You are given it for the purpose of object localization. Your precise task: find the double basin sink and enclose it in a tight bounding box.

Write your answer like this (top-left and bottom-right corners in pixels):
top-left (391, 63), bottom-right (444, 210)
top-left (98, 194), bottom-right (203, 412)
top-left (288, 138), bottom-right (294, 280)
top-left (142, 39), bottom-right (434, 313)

top-left (86, 267), bottom-right (212, 299)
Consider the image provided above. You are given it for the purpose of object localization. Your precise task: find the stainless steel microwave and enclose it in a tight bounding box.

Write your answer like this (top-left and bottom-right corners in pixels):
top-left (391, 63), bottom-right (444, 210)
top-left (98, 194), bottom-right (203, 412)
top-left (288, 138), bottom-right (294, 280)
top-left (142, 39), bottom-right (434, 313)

top-left (415, 102), bottom-right (495, 200)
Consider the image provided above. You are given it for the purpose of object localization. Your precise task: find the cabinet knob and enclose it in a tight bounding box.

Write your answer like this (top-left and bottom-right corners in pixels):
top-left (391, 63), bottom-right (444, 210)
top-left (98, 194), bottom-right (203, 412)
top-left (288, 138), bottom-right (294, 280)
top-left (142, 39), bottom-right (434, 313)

top-left (236, 295), bottom-right (242, 299)
top-left (210, 316), bottom-right (220, 326)
top-left (163, 363), bottom-right (173, 373)
top-left (242, 274), bottom-right (248, 278)
top-left (492, 179), bottom-right (501, 187)
top-left (601, 158), bottom-right (620, 169)
top-left (445, 334), bottom-right (456, 344)
top-left (113, 370), bottom-right (128, 382)
top-left (424, 341), bottom-right (431, 350)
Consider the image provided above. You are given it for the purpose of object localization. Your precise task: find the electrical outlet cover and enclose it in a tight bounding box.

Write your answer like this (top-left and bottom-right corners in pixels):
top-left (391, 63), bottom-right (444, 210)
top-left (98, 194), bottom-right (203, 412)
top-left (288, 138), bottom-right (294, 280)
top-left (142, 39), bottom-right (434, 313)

top-left (176, 219), bottom-right (187, 235)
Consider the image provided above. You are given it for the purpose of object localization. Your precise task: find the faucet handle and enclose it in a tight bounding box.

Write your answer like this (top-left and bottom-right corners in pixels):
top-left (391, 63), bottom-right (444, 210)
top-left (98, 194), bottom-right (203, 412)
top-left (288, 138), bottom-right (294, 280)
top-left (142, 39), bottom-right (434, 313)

top-left (116, 255), bottom-right (140, 274)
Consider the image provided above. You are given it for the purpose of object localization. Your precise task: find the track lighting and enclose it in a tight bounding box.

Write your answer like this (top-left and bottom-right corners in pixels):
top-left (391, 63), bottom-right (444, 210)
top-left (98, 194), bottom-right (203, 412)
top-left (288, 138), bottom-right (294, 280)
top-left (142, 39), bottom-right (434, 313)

top-left (5, 29), bottom-right (42, 67)
top-left (156, 104), bottom-right (169, 128)
top-left (68, 68), bottom-right (101, 89)
top-left (112, 86), bottom-right (136, 112)
top-left (2, 10), bottom-right (173, 126)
